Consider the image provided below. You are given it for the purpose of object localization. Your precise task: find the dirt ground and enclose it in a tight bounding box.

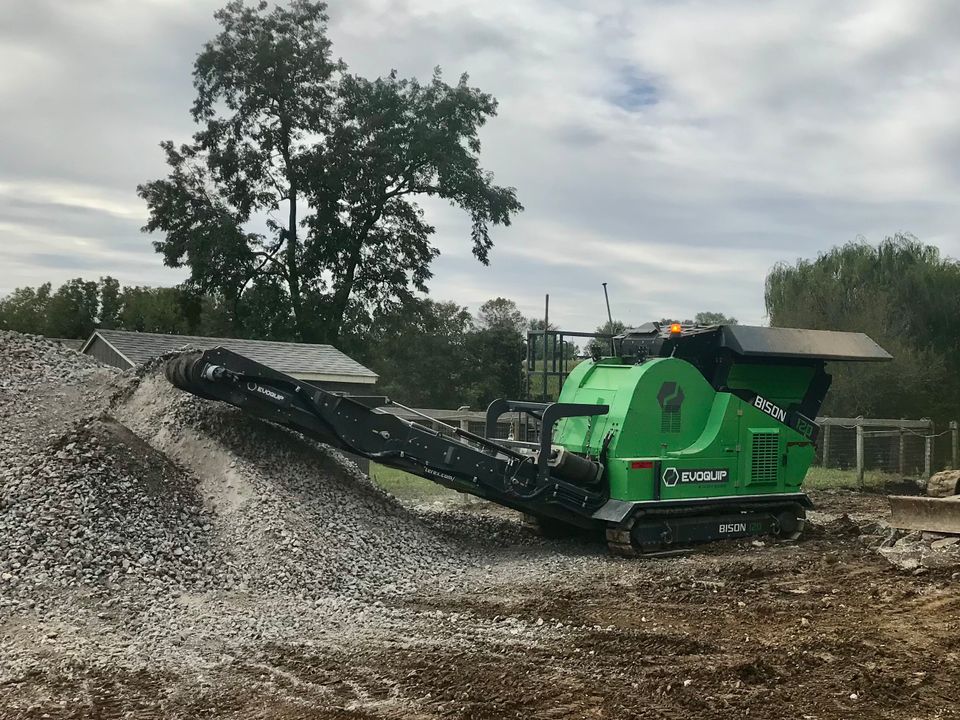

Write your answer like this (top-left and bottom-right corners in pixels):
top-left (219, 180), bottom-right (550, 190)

top-left (3, 490), bottom-right (959, 720)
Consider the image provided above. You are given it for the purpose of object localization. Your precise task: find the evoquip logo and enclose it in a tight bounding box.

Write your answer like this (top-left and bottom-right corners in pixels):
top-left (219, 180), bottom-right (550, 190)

top-left (662, 467), bottom-right (729, 487)
top-left (657, 381), bottom-right (685, 410)
top-left (247, 382), bottom-right (288, 404)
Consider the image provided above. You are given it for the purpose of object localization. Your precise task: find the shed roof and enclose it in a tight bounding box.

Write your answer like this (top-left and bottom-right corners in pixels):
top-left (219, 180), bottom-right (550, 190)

top-left (81, 329), bottom-right (378, 384)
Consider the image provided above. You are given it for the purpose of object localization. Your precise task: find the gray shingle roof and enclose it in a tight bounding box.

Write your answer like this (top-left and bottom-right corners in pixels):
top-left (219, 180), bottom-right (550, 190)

top-left (83, 329), bottom-right (377, 382)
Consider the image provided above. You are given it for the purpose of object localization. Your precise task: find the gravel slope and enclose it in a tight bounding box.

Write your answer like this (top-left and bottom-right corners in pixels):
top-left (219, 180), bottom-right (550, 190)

top-left (0, 333), bottom-right (478, 683)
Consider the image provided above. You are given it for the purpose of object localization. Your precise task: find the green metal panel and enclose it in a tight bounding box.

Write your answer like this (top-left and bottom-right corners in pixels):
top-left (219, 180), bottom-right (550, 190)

top-left (725, 363), bottom-right (814, 409)
top-left (553, 356), bottom-right (816, 503)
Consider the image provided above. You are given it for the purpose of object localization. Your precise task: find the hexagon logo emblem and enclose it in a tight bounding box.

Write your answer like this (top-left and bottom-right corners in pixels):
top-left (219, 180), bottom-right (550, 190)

top-left (662, 467), bottom-right (679, 487)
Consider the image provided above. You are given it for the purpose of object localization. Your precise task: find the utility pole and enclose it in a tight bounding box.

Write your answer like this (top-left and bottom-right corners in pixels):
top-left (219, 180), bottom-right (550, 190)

top-left (542, 294), bottom-right (549, 402)
top-left (602, 282), bottom-right (615, 355)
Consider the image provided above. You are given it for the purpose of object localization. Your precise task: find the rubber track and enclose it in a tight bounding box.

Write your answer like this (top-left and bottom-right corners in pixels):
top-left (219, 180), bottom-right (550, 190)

top-left (605, 503), bottom-right (806, 557)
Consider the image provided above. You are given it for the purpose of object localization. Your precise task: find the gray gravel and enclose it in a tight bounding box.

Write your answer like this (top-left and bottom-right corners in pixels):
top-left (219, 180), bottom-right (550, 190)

top-left (0, 333), bottom-right (507, 681)
top-left (111, 367), bottom-right (476, 598)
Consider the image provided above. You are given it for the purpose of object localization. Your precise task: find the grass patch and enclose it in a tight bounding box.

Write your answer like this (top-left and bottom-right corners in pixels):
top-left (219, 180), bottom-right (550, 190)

top-left (802, 466), bottom-right (900, 491)
top-left (373, 462), bottom-right (907, 501)
top-left (368, 463), bottom-right (459, 500)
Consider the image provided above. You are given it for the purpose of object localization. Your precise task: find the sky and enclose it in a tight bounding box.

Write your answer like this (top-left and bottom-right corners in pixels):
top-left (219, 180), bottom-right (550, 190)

top-left (2, 0), bottom-right (960, 330)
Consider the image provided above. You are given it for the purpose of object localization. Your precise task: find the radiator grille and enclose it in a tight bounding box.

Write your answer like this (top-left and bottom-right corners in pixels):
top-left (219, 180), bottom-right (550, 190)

top-left (661, 407), bottom-right (681, 433)
top-left (750, 431), bottom-right (779, 484)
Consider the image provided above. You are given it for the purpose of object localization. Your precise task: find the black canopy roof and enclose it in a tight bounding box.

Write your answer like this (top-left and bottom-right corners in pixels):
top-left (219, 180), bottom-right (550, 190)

top-left (618, 323), bottom-right (891, 363)
top-left (718, 325), bottom-right (891, 362)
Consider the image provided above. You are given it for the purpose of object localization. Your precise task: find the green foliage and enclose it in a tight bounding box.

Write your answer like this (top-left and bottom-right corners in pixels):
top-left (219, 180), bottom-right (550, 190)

top-left (45, 279), bottom-right (100, 339)
top-left (1, 276), bottom-right (531, 411)
top-left (0, 283), bottom-right (51, 334)
top-left (765, 234), bottom-right (960, 423)
top-left (526, 359), bottom-right (583, 401)
top-left (694, 311), bottom-right (738, 326)
top-left (802, 467), bottom-right (893, 491)
top-left (466, 326), bottom-right (524, 405)
top-left (477, 297), bottom-right (526, 334)
top-left (98, 277), bottom-right (122, 330)
top-left (139, 0), bottom-right (521, 343)
top-left (526, 318), bottom-right (577, 361)
top-left (348, 295), bottom-right (529, 408)
top-left (0, 278), bottom-right (233, 340)
top-left (587, 319), bottom-right (626, 356)
top-left (119, 287), bottom-right (191, 334)
top-left (363, 298), bottom-right (474, 407)
top-left (660, 313), bottom-right (736, 327)
top-left (237, 278), bottom-right (297, 341)
top-left (0, 278), bottom-right (127, 339)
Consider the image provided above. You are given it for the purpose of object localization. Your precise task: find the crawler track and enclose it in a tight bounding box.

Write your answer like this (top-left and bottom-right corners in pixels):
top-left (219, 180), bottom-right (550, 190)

top-left (606, 502), bottom-right (807, 556)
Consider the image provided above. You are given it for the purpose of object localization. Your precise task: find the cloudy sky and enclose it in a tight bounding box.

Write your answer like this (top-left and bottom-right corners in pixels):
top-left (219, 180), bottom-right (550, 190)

top-left (2, 0), bottom-right (959, 330)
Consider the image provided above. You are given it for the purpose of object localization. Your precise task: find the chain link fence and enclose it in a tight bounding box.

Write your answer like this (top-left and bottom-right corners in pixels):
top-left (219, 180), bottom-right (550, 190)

top-left (814, 417), bottom-right (959, 483)
top-left (398, 408), bottom-right (960, 487)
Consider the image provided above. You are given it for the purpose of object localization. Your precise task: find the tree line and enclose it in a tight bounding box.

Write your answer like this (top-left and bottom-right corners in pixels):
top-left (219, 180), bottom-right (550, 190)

top-left (767, 233), bottom-right (960, 428)
top-left (0, 278), bottom-right (227, 340)
top-left (0, 274), bottom-right (742, 410)
top-left (0, 279), bottom-right (529, 409)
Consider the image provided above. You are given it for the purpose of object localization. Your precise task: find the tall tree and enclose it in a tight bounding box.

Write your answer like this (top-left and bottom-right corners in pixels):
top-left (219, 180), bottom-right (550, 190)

top-left (467, 297), bottom-right (526, 403)
top-left (0, 283), bottom-right (51, 334)
top-left (139, 0), bottom-right (521, 344)
top-left (119, 286), bottom-right (191, 334)
top-left (44, 279), bottom-right (99, 339)
top-left (98, 276), bottom-right (122, 329)
top-left (765, 234), bottom-right (960, 421)
top-left (466, 326), bottom-right (524, 405)
top-left (476, 297), bottom-right (526, 334)
top-left (366, 298), bottom-right (474, 407)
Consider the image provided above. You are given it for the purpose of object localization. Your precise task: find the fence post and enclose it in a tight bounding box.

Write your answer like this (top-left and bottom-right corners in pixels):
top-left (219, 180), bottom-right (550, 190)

top-left (951, 420), bottom-right (958, 470)
top-left (924, 428), bottom-right (933, 481)
top-left (822, 424), bottom-right (831, 467)
top-left (459, 418), bottom-right (477, 505)
top-left (898, 427), bottom-right (905, 477)
top-left (856, 423), bottom-right (865, 488)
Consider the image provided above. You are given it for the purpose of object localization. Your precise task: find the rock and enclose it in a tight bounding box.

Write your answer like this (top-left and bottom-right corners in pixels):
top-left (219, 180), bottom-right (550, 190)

top-left (927, 470), bottom-right (960, 498)
top-left (879, 546), bottom-right (923, 570)
top-left (931, 537), bottom-right (960, 550)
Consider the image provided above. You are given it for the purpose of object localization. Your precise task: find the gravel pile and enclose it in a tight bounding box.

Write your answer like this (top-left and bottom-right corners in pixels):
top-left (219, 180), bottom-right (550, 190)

top-left (0, 332), bottom-right (568, 698)
top-left (0, 334), bottom-right (470, 611)
top-left (0, 331), bottom-right (115, 454)
top-left (112, 368), bottom-right (471, 597)
top-left (0, 416), bottom-right (216, 607)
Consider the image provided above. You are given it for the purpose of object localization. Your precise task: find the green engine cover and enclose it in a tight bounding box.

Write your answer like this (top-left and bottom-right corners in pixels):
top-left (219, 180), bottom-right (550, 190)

top-left (552, 357), bottom-right (815, 502)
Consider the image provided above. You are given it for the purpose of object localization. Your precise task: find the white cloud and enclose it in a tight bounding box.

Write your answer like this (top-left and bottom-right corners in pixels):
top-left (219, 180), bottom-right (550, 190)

top-left (2, 0), bottom-right (960, 329)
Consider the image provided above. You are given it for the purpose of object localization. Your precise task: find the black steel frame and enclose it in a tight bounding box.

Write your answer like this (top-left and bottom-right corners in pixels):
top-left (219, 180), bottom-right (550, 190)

top-left (485, 399), bottom-right (609, 483)
top-left (525, 329), bottom-right (613, 402)
top-left (167, 348), bottom-right (611, 528)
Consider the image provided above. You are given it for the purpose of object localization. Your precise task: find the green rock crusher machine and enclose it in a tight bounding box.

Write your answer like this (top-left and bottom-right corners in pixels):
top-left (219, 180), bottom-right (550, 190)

top-left (166, 322), bottom-right (890, 555)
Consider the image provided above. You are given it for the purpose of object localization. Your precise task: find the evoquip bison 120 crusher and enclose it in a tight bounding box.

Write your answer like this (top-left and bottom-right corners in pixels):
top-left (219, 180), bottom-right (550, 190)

top-left (165, 322), bottom-right (890, 555)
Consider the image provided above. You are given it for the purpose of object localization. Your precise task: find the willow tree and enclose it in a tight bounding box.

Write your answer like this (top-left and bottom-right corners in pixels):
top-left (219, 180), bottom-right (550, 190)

top-left (138, 0), bottom-right (522, 342)
top-left (765, 234), bottom-right (960, 421)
